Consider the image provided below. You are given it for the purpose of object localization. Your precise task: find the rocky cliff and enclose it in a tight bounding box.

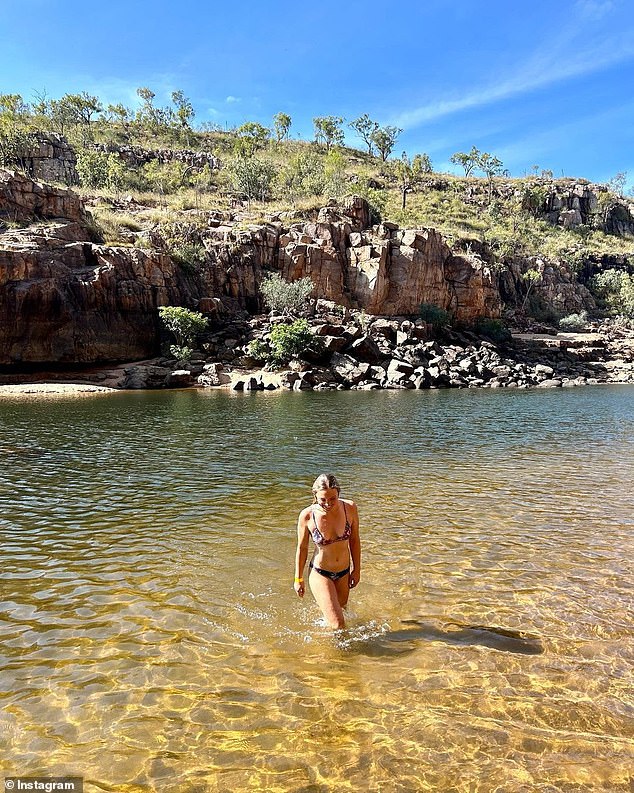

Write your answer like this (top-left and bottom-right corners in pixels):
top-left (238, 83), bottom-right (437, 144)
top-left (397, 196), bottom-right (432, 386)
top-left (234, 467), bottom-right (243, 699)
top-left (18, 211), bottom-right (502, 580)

top-left (23, 133), bottom-right (78, 186)
top-left (0, 171), bottom-right (504, 366)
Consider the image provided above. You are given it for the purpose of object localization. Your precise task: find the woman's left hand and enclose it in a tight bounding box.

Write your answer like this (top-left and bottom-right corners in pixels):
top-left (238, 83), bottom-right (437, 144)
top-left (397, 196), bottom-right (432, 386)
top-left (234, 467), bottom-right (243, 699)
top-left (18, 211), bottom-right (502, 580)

top-left (349, 571), bottom-right (360, 588)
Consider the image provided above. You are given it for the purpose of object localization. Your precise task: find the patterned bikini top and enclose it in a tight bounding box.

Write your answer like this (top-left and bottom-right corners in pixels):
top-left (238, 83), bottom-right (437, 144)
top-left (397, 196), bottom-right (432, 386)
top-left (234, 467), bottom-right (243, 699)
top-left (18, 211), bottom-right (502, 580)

top-left (310, 502), bottom-right (352, 547)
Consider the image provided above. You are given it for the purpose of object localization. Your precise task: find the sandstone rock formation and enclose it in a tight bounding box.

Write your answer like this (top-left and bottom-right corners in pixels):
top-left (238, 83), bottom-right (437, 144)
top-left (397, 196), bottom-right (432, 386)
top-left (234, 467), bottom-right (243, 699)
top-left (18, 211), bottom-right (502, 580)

top-left (499, 256), bottom-right (596, 317)
top-left (202, 196), bottom-right (502, 322)
top-left (90, 142), bottom-right (219, 172)
top-left (1, 169), bottom-right (606, 369)
top-left (24, 134), bottom-right (78, 186)
top-left (0, 169), bottom-right (86, 224)
top-left (0, 220), bottom-right (188, 364)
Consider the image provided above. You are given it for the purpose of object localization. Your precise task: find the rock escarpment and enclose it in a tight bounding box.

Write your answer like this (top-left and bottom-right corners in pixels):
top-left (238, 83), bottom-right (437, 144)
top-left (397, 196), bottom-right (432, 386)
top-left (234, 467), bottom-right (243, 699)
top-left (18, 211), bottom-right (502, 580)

top-left (0, 169), bottom-right (85, 224)
top-left (0, 221), bottom-right (189, 364)
top-left (90, 142), bottom-right (220, 172)
top-left (22, 134), bottom-right (79, 186)
top-left (196, 197), bottom-right (501, 321)
top-left (0, 172), bottom-right (503, 366)
top-left (458, 177), bottom-right (634, 238)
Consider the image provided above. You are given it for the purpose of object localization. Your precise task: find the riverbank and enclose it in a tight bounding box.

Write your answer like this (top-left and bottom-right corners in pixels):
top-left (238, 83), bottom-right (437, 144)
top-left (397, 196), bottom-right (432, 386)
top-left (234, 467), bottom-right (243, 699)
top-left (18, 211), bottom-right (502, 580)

top-left (1, 314), bottom-right (632, 395)
top-left (0, 382), bottom-right (119, 397)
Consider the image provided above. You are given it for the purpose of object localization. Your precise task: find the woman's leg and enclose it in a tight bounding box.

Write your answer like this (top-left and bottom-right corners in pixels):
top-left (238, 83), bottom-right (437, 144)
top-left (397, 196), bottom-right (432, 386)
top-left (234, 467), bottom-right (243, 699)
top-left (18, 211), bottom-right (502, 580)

top-left (309, 568), bottom-right (345, 629)
top-left (334, 573), bottom-right (350, 609)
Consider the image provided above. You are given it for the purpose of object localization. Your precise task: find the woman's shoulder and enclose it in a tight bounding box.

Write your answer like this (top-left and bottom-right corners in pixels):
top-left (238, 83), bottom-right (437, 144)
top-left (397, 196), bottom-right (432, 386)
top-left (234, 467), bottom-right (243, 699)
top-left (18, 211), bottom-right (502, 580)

top-left (298, 505), bottom-right (314, 521)
top-left (341, 497), bottom-right (357, 509)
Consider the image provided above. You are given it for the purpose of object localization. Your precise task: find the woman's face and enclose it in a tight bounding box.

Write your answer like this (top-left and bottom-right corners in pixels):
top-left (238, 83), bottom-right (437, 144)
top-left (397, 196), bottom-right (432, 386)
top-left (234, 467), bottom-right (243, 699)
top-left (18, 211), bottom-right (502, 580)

top-left (315, 487), bottom-right (339, 512)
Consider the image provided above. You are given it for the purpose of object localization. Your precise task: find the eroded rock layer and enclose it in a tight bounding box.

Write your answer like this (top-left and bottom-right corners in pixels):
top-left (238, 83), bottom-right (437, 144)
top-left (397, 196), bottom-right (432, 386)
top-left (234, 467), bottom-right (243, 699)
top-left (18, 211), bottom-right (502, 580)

top-left (6, 170), bottom-right (614, 367)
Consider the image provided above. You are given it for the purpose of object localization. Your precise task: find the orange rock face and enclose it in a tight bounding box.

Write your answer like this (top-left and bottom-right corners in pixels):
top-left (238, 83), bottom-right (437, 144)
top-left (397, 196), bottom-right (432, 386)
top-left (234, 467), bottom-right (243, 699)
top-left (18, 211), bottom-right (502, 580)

top-left (1, 170), bottom-right (502, 366)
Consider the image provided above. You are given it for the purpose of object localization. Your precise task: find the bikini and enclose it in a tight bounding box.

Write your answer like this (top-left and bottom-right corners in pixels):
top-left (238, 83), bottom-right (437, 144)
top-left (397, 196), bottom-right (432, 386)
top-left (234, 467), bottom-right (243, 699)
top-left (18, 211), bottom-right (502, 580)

top-left (309, 502), bottom-right (352, 581)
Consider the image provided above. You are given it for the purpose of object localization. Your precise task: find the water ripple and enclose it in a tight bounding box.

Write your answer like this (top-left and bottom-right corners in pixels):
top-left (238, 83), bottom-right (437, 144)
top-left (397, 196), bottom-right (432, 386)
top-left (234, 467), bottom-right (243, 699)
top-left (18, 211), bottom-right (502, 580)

top-left (1, 386), bottom-right (633, 790)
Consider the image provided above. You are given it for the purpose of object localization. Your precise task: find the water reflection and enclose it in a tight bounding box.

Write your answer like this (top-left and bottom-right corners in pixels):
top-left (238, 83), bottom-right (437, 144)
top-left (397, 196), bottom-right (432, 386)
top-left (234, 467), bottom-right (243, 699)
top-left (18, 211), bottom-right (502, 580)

top-left (0, 386), bottom-right (633, 791)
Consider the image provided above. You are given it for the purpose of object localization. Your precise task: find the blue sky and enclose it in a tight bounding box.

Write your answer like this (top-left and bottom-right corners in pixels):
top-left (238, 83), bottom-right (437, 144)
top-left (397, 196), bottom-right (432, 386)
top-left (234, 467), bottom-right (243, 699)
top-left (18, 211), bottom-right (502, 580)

top-left (2, 0), bottom-right (633, 188)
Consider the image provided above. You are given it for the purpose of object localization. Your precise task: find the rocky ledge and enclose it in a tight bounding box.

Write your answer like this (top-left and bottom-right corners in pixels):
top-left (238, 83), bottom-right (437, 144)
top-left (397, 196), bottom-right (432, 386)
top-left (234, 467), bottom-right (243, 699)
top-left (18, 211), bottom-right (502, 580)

top-left (9, 308), bottom-right (627, 393)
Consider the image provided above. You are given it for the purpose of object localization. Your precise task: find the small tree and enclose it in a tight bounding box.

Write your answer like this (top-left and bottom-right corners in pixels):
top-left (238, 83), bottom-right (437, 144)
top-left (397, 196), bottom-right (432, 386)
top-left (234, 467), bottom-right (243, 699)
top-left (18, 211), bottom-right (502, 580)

top-left (278, 151), bottom-right (325, 199)
top-left (0, 93), bottom-right (29, 120)
top-left (521, 268), bottom-right (542, 311)
top-left (158, 306), bottom-right (208, 360)
top-left (0, 94), bottom-right (36, 170)
top-left (393, 152), bottom-right (432, 209)
top-left (107, 103), bottom-right (133, 139)
top-left (313, 116), bottom-right (344, 151)
top-left (413, 153), bottom-right (433, 174)
top-left (591, 269), bottom-right (634, 317)
top-left (608, 171), bottom-right (627, 197)
top-left (324, 148), bottom-right (347, 196)
top-left (229, 156), bottom-right (276, 202)
top-left (170, 90), bottom-right (195, 145)
top-left (273, 112), bottom-right (291, 142)
top-left (393, 153), bottom-right (421, 210)
top-left (105, 153), bottom-right (127, 195)
top-left (478, 151), bottom-right (504, 202)
top-left (450, 146), bottom-right (481, 177)
top-left (76, 148), bottom-right (110, 188)
top-left (135, 87), bottom-right (169, 133)
top-left (171, 90), bottom-right (194, 129)
top-left (235, 122), bottom-right (270, 157)
top-left (57, 92), bottom-right (103, 143)
top-left (260, 273), bottom-right (314, 313)
top-left (349, 114), bottom-right (379, 155)
top-left (370, 125), bottom-right (402, 161)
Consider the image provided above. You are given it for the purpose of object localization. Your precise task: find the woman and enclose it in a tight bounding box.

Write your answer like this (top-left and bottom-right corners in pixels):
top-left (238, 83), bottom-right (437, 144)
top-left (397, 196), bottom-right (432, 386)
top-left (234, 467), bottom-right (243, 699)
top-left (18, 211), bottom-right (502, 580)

top-left (294, 473), bottom-right (361, 629)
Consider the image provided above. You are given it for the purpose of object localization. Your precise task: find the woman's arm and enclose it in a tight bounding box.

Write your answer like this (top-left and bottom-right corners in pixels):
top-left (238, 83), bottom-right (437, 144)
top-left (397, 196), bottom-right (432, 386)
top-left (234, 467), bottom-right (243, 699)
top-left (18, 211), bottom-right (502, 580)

top-left (348, 501), bottom-right (361, 588)
top-left (294, 512), bottom-right (310, 598)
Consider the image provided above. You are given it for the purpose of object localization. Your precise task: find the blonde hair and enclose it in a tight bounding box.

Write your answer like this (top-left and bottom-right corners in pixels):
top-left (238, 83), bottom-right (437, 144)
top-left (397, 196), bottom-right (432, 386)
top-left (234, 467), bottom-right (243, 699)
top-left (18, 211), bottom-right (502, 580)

top-left (312, 473), bottom-right (341, 500)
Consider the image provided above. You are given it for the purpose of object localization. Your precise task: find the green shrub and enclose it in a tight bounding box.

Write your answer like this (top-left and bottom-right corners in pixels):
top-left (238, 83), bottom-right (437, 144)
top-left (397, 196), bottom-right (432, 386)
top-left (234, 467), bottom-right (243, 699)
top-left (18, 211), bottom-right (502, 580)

top-left (269, 319), bottom-right (316, 364)
top-left (0, 126), bottom-right (38, 171)
top-left (419, 303), bottom-right (451, 329)
top-left (260, 273), bottom-right (314, 313)
top-left (170, 240), bottom-right (207, 272)
top-left (472, 318), bottom-right (511, 343)
top-left (277, 150), bottom-right (325, 199)
top-left (158, 306), bottom-right (208, 357)
top-left (76, 148), bottom-right (109, 188)
top-left (558, 311), bottom-right (588, 330)
top-left (229, 156), bottom-right (276, 201)
top-left (245, 339), bottom-right (270, 361)
top-left (76, 149), bottom-right (129, 192)
top-left (169, 344), bottom-right (194, 362)
top-left (591, 269), bottom-right (634, 317)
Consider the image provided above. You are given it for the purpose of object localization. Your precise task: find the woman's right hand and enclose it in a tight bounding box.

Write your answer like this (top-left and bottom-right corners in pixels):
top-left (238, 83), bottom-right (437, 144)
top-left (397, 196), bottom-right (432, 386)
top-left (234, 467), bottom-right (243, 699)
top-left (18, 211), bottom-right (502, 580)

top-left (294, 580), bottom-right (305, 598)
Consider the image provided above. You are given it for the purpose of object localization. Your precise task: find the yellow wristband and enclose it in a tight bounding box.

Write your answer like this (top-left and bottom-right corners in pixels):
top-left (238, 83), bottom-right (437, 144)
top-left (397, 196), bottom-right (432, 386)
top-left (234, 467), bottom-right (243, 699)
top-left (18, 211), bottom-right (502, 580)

top-left (294, 577), bottom-right (304, 584)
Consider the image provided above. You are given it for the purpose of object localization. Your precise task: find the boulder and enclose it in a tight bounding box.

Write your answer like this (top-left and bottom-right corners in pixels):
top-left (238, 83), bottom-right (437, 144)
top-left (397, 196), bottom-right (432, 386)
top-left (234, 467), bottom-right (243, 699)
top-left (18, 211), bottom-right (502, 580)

top-left (348, 334), bottom-right (382, 363)
top-left (165, 369), bottom-right (194, 388)
top-left (198, 362), bottom-right (231, 387)
top-left (330, 352), bottom-right (370, 385)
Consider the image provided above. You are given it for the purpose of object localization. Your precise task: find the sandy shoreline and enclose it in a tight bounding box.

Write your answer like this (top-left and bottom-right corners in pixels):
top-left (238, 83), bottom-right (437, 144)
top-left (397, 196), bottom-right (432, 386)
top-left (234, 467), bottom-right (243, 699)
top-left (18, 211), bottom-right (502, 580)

top-left (0, 382), bottom-right (120, 397)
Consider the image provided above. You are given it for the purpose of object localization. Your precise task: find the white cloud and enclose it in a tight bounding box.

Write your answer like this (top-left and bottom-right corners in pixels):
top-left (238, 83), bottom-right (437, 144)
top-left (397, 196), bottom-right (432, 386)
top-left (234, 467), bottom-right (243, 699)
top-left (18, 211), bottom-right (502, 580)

top-left (575, 0), bottom-right (615, 20)
top-left (225, 95), bottom-right (241, 104)
top-left (391, 13), bottom-right (634, 131)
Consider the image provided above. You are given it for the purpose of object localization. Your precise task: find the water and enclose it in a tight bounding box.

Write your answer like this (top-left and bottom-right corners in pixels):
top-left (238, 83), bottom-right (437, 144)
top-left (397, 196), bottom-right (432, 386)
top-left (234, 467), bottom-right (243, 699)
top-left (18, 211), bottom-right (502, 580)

top-left (0, 386), bottom-right (633, 792)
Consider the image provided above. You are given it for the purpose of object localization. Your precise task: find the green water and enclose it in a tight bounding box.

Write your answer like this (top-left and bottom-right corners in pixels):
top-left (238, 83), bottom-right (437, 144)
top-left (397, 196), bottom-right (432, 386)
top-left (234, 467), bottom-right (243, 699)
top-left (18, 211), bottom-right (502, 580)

top-left (1, 386), bottom-right (633, 792)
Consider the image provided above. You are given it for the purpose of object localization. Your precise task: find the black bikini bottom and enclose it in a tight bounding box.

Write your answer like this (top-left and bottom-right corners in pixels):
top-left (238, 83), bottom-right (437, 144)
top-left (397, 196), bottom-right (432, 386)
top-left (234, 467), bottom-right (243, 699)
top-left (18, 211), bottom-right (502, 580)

top-left (310, 562), bottom-right (350, 581)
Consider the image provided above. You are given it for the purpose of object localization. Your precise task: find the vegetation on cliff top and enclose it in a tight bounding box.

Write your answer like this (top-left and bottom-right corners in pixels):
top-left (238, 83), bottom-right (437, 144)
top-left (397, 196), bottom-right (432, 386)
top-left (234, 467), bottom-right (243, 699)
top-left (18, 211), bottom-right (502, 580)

top-left (2, 88), bottom-right (634, 319)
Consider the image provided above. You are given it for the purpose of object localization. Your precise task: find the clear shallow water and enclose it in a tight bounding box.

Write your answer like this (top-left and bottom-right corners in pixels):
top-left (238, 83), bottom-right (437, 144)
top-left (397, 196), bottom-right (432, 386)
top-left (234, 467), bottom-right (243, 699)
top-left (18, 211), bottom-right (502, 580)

top-left (0, 386), bottom-right (633, 792)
